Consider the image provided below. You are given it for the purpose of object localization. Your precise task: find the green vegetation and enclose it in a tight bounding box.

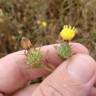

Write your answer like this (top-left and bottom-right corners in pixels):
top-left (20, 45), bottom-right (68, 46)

top-left (27, 49), bottom-right (43, 68)
top-left (57, 43), bottom-right (71, 59)
top-left (0, 0), bottom-right (96, 59)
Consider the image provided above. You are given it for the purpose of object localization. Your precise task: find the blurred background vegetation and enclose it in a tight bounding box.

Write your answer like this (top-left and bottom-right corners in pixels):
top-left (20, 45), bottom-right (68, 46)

top-left (0, 0), bottom-right (96, 59)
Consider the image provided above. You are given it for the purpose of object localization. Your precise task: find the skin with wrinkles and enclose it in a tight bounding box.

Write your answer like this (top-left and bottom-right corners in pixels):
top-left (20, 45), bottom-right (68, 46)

top-left (32, 54), bottom-right (96, 96)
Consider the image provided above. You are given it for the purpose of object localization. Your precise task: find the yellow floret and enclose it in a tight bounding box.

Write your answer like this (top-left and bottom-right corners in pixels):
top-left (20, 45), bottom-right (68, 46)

top-left (60, 25), bottom-right (77, 41)
top-left (42, 21), bottom-right (47, 27)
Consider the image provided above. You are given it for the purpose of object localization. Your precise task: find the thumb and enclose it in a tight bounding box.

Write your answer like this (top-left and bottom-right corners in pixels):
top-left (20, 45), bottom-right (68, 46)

top-left (32, 54), bottom-right (96, 96)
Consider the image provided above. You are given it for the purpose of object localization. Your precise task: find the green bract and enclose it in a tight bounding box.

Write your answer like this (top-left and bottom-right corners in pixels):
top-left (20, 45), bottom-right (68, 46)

top-left (26, 49), bottom-right (43, 68)
top-left (57, 43), bottom-right (71, 59)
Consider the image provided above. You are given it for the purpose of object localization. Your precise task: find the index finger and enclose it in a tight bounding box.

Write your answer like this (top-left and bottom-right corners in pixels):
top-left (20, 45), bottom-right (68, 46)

top-left (10, 42), bottom-right (89, 67)
top-left (11, 42), bottom-right (89, 66)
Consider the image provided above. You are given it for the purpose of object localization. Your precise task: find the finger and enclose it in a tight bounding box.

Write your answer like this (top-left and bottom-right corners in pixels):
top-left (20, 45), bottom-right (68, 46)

top-left (89, 87), bottom-right (96, 96)
top-left (10, 42), bottom-right (89, 66)
top-left (40, 42), bottom-right (89, 66)
top-left (32, 54), bottom-right (96, 96)
top-left (12, 84), bottom-right (39, 96)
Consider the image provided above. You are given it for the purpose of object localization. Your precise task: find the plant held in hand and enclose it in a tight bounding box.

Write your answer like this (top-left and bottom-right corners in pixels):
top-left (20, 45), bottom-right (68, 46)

top-left (57, 25), bottom-right (77, 60)
top-left (20, 37), bottom-right (54, 72)
top-left (21, 37), bottom-right (43, 68)
top-left (20, 25), bottom-right (77, 72)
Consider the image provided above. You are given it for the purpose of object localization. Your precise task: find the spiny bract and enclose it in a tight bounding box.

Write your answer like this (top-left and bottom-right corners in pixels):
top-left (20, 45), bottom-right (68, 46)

top-left (57, 43), bottom-right (71, 59)
top-left (26, 49), bottom-right (43, 68)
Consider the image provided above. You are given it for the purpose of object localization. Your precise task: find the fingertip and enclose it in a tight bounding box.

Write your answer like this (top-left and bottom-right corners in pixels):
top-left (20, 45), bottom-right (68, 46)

top-left (69, 42), bottom-right (89, 54)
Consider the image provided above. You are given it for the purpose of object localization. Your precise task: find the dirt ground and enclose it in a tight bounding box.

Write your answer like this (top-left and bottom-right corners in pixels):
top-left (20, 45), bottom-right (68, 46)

top-left (0, 0), bottom-right (96, 59)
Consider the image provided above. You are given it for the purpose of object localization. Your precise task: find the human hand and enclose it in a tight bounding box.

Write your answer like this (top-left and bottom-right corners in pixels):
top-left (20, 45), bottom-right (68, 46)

top-left (0, 43), bottom-right (96, 96)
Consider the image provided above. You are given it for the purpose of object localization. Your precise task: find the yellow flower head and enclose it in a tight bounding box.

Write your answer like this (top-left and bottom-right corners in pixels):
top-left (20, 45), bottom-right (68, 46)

top-left (41, 21), bottom-right (47, 27)
top-left (60, 25), bottom-right (77, 41)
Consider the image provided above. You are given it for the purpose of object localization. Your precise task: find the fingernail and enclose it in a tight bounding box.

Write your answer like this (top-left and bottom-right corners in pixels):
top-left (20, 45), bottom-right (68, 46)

top-left (68, 54), bottom-right (95, 83)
